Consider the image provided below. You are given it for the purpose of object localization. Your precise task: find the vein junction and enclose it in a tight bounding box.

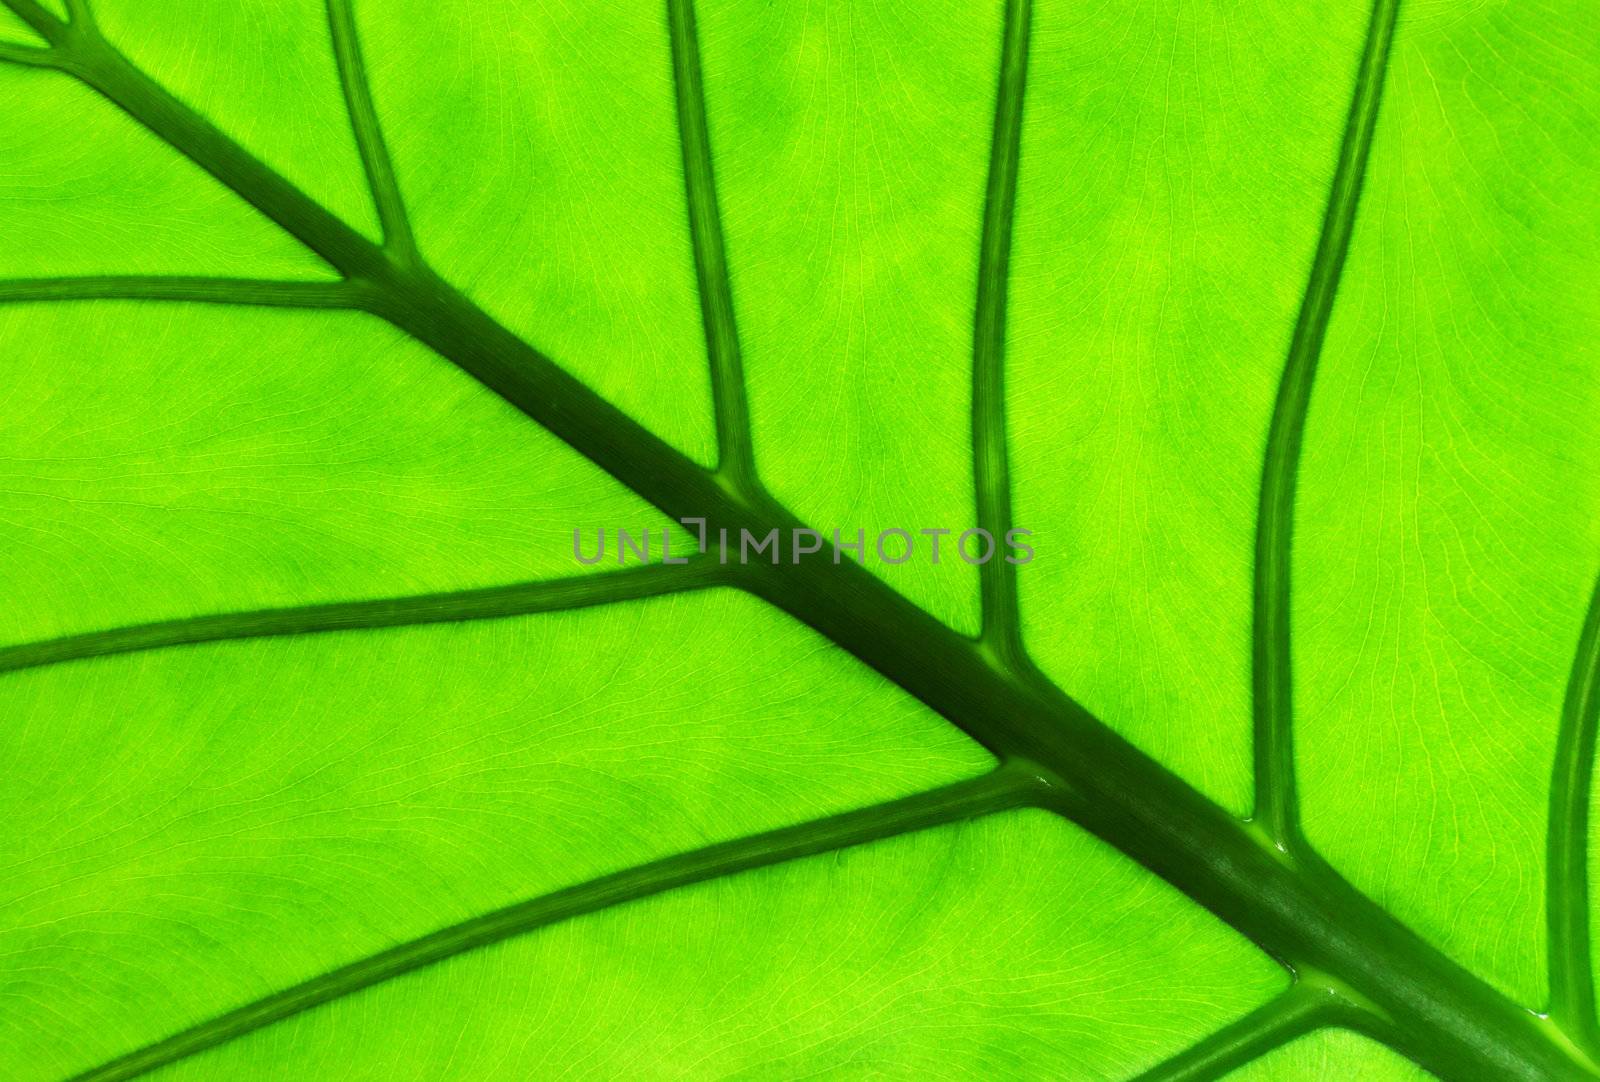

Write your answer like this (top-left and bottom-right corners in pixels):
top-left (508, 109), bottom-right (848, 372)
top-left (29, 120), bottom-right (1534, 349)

top-left (1, 0), bottom-right (1595, 1079)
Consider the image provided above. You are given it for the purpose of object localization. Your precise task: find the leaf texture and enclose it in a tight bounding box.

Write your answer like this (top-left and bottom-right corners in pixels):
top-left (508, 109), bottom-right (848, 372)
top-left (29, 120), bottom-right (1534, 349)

top-left (0, 0), bottom-right (1597, 1079)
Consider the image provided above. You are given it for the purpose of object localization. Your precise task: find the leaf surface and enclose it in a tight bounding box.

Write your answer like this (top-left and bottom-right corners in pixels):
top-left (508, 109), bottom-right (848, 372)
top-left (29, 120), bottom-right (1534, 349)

top-left (1296, 0), bottom-right (1600, 1007)
top-left (151, 815), bottom-right (1281, 1080)
top-left (1226, 1030), bottom-right (1431, 1081)
top-left (0, 0), bottom-right (1597, 1079)
top-left (1, 594), bottom-right (993, 1077)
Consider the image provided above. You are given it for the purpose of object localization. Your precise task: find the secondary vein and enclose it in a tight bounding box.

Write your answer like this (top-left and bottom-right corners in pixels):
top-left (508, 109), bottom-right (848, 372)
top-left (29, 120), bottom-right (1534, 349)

top-left (1548, 570), bottom-right (1600, 1053)
top-left (667, 0), bottom-right (755, 494)
top-left (0, 0), bottom-right (57, 40)
top-left (23, 3), bottom-right (389, 282)
top-left (0, 276), bottom-right (362, 308)
top-left (1251, 0), bottom-right (1399, 847)
top-left (326, 0), bottom-right (416, 263)
top-left (1131, 982), bottom-right (1340, 1082)
top-left (972, 0), bottom-right (1031, 665)
top-left (0, 40), bottom-right (54, 66)
top-left (0, 562), bottom-right (720, 678)
top-left (66, 765), bottom-right (1043, 1082)
top-left (7, 3), bottom-right (1593, 1077)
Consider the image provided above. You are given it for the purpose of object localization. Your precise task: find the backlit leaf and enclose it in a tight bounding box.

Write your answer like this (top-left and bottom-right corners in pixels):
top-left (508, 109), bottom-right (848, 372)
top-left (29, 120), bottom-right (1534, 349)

top-left (0, 0), bottom-right (1596, 1079)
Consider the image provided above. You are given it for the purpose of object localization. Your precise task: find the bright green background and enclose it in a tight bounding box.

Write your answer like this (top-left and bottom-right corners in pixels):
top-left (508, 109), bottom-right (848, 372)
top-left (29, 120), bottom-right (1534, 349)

top-left (1, 0), bottom-right (1597, 1078)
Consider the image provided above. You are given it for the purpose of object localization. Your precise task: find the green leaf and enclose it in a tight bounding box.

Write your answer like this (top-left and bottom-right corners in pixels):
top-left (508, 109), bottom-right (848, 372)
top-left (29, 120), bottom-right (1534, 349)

top-left (0, 0), bottom-right (1596, 1079)
top-left (1225, 1030), bottom-right (1432, 1082)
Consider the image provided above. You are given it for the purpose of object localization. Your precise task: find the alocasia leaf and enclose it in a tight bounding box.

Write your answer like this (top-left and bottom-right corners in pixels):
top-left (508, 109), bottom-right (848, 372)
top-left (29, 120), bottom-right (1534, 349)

top-left (0, 0), bottom-right (1596, 1078)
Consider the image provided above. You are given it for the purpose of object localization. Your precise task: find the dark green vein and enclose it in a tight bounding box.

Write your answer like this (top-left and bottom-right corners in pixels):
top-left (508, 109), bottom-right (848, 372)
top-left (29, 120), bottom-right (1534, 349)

top-left (0, 0), bottom-right (56, 38)
top-left (10, 3), bottom-right (1597, 1078)
top-left (0, 40), bottom-right (54, 66)
top-left (971, 0), bottom-right (1031, 665)
top-left (1548, 570), bottom-right (1600, 1054)
top-left (0, 561), bottom-right (721, 678)
top-left (28, 0), bottom-right (703, 519)
top-left (326, 0), bottom-right (416, 264)
top-left (0, 276), bottom-right (363, 308)
top-left (62, 0), bottom-right (92, 26)
top-left (667, 0), bottom-right (755, 494)
top-left (11, 3), bottom-right (388, 282)
top-left (1131, 982), bottom-right (1350, 1082)
top-left (67, 766), bottom-right (1043, 1082)
top-left (1252, 0), bottom-right (1399, 847)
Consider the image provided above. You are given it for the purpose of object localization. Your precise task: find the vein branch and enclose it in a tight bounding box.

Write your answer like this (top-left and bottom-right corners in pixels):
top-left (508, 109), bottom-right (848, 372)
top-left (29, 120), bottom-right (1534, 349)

top-left (971, 0), bottom-right (1031, 665)
top-left (326, 0), bottom-right (416, 264)
top-left (1548, 570), bottom-right (1600, 1053)
top-left (667, 0), bottom-right (756, 495)
top-left (1251, 0), bottom-right (1398, 847)
top-left (40, 11), bottom-right (390, 281)
top-left (67, 765), bottom-right (1045, 1082)
top-left (0, 39), bottom-right (56, 66)
top-left (1131, 982), bottom-right (1346, 1082)
top-left (0, 276), bottom-right (365, 309)
top-left (11, 6), bottom-right (1596, 1079)
top-left (0, 0), bottom-right (61, 40)
top-left (0, 561), bottom-right (721, 678)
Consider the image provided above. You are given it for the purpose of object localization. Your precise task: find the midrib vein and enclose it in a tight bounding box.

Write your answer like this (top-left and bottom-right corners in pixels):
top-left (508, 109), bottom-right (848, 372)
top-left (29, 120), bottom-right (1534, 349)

top-left (1251, 0), bottom-right (1399, 848)
top-left (46, 16), bottom-right (388, 283)
top-left (3, 1), bottom-right (1590, 1079)
top-left (64, 767), bottom-right (1043, 1082)
top-left (971, 0), bottom-right (1030, 665)
top-left (0, 562), bottom-right (722, 678)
